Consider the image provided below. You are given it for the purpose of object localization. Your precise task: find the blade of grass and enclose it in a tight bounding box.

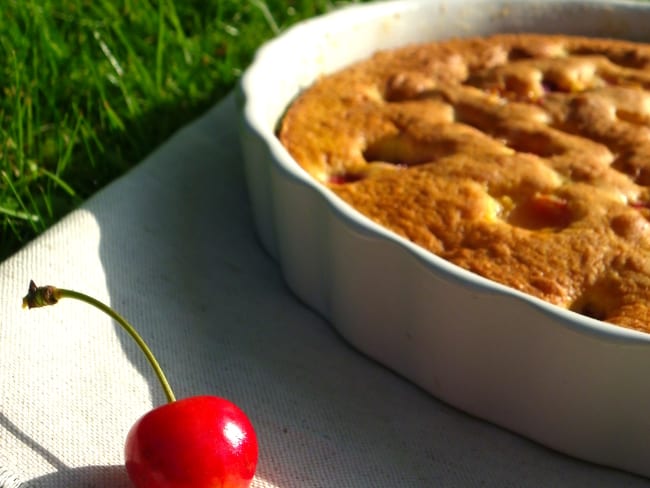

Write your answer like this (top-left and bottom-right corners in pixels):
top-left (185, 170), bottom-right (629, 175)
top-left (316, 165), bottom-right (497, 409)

top-left (155, 1), bottom-right (166, 96)
top-left (42, 169), bottom-right (77, 198)
top-left (1, 171), bottom-right (41, 228)
top-left (248, 0), bottom-right (280, 35)
top-left (0, 205), bottom-right (40, 222)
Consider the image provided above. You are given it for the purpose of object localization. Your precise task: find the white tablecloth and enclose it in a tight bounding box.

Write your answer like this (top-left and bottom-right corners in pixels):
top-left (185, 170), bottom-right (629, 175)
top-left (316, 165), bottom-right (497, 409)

top-left (0, 93), bottom-right (647, 487)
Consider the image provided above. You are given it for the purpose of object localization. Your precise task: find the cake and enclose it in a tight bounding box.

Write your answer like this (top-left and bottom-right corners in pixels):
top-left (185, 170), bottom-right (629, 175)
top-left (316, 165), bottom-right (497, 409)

top-left (277, 33), bottom-right (650, 332)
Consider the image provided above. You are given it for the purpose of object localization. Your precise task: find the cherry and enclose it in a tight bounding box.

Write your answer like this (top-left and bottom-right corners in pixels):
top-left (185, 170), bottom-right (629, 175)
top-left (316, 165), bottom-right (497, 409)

top-left (126, 396), bottom-right (257, 488)
top-left (507, 193), bottom-right (572, 230)
top-left (23, 280), bottom-right (258, 488)
top-left (328, 173), bottom-right (363, 185)
top-left (528, 193), bottom-right (571, 226)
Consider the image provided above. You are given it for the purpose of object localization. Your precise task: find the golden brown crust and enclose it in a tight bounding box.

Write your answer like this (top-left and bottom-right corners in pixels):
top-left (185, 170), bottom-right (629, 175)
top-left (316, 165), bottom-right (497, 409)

top-left (278, 33), bottom-right (650, 332)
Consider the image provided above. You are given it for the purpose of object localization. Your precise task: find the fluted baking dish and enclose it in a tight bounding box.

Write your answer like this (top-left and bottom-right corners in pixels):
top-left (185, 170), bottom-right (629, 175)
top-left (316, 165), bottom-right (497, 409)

top-left (238, 0), bottom-right (650, 478)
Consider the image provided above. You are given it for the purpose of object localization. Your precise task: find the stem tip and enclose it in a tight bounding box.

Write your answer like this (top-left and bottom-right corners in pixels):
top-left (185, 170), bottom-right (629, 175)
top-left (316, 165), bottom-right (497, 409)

top-left (23, 280), bottom-right (60, 309)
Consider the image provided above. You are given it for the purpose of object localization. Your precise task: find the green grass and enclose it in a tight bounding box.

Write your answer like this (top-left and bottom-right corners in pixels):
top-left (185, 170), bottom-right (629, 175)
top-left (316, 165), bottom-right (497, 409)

top-left (0, 0), bottom-right (360, 261)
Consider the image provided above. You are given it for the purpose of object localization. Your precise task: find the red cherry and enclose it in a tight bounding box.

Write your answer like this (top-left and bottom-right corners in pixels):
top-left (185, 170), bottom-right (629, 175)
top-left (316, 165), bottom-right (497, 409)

top-left (125, 395), bottom-right (258, 488)
top-left (507, 193), bottom-right (572, 230)
top-left (328, 172), bottom-right (362, 185)
top-left (22, 282), bottom-right (259, 487)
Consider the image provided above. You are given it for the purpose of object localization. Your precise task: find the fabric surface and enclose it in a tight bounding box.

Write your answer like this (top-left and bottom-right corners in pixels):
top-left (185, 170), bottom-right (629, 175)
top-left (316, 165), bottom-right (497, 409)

top-left (0, 93), bottom-right (648, 488)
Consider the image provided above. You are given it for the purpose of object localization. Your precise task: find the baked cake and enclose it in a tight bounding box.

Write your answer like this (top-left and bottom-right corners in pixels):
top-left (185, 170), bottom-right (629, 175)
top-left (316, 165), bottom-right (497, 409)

top-left (278, 34), bottom-right (650, 332)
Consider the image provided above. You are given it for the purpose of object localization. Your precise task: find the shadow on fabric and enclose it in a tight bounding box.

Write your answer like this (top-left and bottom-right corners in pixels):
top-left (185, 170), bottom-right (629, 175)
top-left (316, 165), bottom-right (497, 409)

top-left (0, 412), bottom-right (129, 488)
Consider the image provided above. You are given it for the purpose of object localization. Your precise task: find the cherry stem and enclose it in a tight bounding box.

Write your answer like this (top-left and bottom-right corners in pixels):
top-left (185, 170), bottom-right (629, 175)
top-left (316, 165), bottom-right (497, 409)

top-left (22, 280), bottom-right (176, 404)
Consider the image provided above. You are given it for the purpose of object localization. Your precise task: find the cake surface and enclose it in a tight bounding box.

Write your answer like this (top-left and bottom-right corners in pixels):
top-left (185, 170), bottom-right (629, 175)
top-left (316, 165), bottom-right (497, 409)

top-left (278, 33), bottom-right (650, 332)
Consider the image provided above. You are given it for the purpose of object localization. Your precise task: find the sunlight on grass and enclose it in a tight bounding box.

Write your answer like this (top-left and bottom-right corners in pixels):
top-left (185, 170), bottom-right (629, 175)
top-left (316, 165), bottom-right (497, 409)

top-left (0, 0), bottom-right (362, 260)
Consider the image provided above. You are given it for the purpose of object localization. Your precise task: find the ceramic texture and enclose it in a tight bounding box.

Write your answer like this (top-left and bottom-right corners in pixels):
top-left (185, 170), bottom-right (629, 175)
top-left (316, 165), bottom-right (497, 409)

top-left (238, 0), bottom-right (650, 478)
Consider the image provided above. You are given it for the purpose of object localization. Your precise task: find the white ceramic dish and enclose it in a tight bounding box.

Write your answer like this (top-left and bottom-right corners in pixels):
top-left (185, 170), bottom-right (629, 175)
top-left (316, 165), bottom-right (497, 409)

top-left (238, 0), bottom-right (650, 478)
